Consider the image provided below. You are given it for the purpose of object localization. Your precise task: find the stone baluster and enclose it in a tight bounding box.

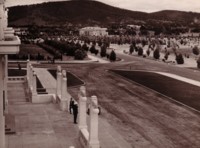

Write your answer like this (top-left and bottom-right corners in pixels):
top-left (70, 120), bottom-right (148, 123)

top-left (88, 96), bottom-right (100, 148)
top-left (78, 86), bottom-right (87, 130)
top-left (56, 65), bottom-right (62, 100)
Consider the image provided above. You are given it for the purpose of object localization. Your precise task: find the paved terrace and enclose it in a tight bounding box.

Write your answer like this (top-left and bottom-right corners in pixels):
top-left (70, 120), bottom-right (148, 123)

top-left (6, 68), bottom-right (131, 148)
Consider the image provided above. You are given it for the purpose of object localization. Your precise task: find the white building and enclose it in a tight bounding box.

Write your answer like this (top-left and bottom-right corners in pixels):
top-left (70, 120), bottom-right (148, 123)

top-left (79, 27), bottom-right (108, 36)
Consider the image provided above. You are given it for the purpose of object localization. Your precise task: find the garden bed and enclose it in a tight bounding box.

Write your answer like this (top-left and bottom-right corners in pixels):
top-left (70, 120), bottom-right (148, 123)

top-left (48, 69), bottom-right (84, 87)
top-left (111, 69), bottom-right (200, 111)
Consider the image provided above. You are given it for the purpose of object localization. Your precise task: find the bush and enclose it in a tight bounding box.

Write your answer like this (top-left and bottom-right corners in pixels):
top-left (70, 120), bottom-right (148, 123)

top-left (138, 47), bottom-right (143, 56)
top-left (109, 50), bottom-right (116, 62)
top-left (100, 45), bottom-right (107, 57)
top-left (175, 53), bottom-right (184, 64)
top-left (193, 46), bottom-right (199, 55)
top-left (90, 45), bottom-right (96, 54)
top-left (153, 49), bottom-right (160, 59)
top-left (74, 49), bottom-right (87, 60)
top-left (129, 44), bottom-right (134, 54)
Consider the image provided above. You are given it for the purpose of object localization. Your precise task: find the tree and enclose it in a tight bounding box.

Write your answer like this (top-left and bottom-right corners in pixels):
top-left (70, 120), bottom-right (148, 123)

top-left (74, 49), bottom-right (87, 60)
top-left (153, 49), bottom-right (160, 59)
top-left (175, 53), bottom-right (184, 64)
top-left (90, 45), bottom-right (96, 54)
top-left (109, 50), bottom-right (116, 62)
top-left (100, 45), bottom-right (107, 57)
top-left (138, 47), bottom-right (143, 56)
top-left (129, 44), bottom-right (134, 54)
top-left (193, 46), bottom-right (199, 55)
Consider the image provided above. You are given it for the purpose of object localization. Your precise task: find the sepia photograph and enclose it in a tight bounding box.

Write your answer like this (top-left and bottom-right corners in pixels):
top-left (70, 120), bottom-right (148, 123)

top-left (1, 0), bottom-right (200, 148)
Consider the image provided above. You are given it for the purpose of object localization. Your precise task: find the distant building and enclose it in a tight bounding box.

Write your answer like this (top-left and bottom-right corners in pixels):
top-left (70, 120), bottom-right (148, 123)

top-left (180, 32), bottom-right (200, 37)
top-left (79, 27), bottom-right (108, 36)
top-left (127, 25), bottom-right (141, 31)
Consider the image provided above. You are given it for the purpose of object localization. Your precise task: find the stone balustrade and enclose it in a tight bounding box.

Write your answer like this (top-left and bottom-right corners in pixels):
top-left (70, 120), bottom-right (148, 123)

top-left (78, 87), bottom-right (100, 148)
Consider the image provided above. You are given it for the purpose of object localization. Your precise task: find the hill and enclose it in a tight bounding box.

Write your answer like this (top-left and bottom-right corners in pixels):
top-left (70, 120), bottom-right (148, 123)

top-left (8, 1), bottom-right (200, 27)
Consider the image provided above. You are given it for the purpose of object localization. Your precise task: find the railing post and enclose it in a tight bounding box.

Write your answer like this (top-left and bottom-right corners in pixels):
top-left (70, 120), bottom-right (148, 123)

top-left (0, 55), bottom-right (5, 148)
top-left (29, 64), bottom-right (33, 90)
top-left (0, 4), bottom-right (4, 41)
top-left (78, 86), bottom-right (87, 130)
top-left (88, 96), bottom-right (100, 148)
top-left (32, 71), bottom-right (37, 95)
top-left (26, 59), bottom-right (30, 83)
top-left (56, 65), bottom-right (62, 101)
top-left (60, 70), bottom-right (68, 111)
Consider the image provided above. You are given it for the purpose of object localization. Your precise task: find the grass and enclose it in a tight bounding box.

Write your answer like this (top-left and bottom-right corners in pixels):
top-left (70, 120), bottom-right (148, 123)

top-left (111, 69), bottom-right (200, 111)
top-left (48, 69), bottom-right (84, 87)
top-left (19, 44), bottom-right (53, 57)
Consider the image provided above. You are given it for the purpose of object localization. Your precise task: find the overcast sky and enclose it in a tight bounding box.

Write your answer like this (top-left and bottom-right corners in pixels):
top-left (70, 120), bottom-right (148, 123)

top-left (5, 0), bottom-right (200, 13)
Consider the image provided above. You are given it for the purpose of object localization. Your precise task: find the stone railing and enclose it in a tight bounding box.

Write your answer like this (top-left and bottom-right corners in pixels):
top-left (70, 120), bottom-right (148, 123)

top-left (78, 86), bottom-right (100, 148)
top-left (26, 60), bottom-right (54, 103)
top-left (54, 66), bottom-right (100, 148)
top-left (56, 65), bottom-right (71, 111)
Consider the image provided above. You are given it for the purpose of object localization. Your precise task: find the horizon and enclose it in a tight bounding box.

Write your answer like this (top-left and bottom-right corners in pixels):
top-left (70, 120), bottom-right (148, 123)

top-left (5, 0), bottom-right (200, 13)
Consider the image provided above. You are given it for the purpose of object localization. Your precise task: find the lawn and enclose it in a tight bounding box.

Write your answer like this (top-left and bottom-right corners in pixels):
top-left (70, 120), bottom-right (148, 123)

top-left (19, 44), bottom-right (53, 57)
top-left (111, 69), bottom-right (200, 111)
top-left (48, 69), bottom-right (84, 87)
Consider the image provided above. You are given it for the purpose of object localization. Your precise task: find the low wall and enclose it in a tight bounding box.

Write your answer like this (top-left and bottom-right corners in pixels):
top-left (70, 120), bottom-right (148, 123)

top-left (79, 128), bottom-right (89, 148)
top-left (32, 94), bottom-right (55, 104)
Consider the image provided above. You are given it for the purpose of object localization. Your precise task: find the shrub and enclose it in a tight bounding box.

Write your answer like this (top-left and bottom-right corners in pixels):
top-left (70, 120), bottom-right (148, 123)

top-left (74, 49), bottom-right (87, 60)
top-left (109, 50), bottom-right (116, 62)
top-left (175, 53), bottom-right (184, 64)
top-left (138, 47), bottom-right (143, 56)
top-left (129, 44), bottom-right (134, 54)
top-left (153, 49), bottom-right (160, 59)
top-left (90, 45), bottom-right (96, 54)
top-left (193, 46), bottom-right (199, 55)
top-left (100, 45), bottom-right (107, 57)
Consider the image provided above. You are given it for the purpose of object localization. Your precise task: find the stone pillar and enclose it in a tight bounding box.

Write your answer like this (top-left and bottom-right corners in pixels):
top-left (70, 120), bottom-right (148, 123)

top-left (3, 8), bottom-right (7, 29)
top-left (0, 3), bottom-right (5, 40)
top-left (2, 55), bottom-right (7, 113)
top-left (26, 59), bottom-right (30, 83)
top-left (56, 65), bottom-right (62, 100)
top-left (60, 70), bottom-right (67, 111)
top-left (31, 71), bottom-right (37, 103)
top-left (32, 71), bottom-right (37, 95)
top-left (0, 55), bottom-right (5, 148)
top-left (88, 96), bottom-right (100, 148)
top-left (78, 86), bottom-right (87, 130)
top-left (29, 65), bottom-right (33, 90)
top-left (4, 55), bottom-right (7, 113)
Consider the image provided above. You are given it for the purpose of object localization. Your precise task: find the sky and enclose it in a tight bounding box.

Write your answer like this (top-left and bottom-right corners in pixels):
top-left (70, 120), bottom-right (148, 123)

top-left (4, 0), bottom-right (200, 13)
